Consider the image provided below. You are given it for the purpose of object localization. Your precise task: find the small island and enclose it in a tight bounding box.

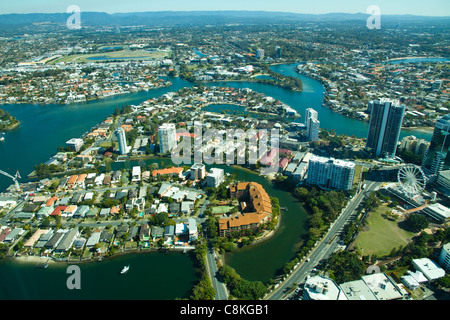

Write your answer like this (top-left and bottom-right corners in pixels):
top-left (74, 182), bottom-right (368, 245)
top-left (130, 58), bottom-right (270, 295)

top-left (0, 108), bottom-right (19, 132)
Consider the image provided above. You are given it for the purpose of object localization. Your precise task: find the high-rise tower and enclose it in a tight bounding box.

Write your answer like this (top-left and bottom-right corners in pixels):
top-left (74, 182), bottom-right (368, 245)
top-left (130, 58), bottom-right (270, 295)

top-left (115, 128), bottom-right (129, 155)
top-left (305, 108), bottom-right (320, 141)
top-left (421, 114), bottom-right (450, 175)
top-left (158, 123), bottom-right (177, 154)
top-left (365, 99), bottom-right (405, 158)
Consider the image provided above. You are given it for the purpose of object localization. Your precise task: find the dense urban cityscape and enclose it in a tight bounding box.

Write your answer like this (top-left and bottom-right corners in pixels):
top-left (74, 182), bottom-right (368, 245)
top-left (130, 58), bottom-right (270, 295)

top-left (0, 2), bottom-right (449, 308)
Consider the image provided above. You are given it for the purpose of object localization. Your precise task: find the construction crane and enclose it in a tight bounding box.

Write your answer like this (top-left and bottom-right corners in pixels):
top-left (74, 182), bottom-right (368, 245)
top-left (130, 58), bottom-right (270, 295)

top-left (0, 169), bottom-right (21, 192)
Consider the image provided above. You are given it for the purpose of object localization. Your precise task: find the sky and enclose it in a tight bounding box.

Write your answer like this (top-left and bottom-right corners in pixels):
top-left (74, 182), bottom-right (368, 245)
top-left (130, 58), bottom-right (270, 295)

top-left (1, 0), bottom-right (449, 16)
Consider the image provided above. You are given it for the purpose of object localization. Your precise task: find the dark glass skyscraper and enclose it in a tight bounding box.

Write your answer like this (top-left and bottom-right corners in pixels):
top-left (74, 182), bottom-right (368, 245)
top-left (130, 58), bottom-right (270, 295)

top-left (421, 114), bottom-right (450, 175)
top-left (365, 99), bottom-right (405, 158)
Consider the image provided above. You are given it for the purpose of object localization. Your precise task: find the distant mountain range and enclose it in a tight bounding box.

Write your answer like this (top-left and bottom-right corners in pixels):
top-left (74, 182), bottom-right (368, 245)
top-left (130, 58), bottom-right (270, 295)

top-left (0, 11), bottom-right (448, 27)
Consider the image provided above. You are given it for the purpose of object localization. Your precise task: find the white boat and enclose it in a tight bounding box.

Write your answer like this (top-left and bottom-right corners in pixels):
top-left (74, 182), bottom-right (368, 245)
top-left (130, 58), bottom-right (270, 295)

top-left (120, 265), bottom-right (130, 274)
top-left (0, 136), bottom-right (4, 142)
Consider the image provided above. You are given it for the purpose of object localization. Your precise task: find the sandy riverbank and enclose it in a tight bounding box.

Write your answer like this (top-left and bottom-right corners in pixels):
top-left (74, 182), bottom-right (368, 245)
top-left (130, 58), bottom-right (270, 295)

top-left (13, 255), bottom-right (57, 265)
top-left (403, 126), bottom-right (434, 133)
top-left (387, 56), bottom-right (430, 61)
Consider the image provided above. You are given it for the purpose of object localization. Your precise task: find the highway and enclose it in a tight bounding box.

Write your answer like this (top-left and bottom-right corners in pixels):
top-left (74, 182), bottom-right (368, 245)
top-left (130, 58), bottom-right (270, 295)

top-left (266, 168), bottom-right (389, 300)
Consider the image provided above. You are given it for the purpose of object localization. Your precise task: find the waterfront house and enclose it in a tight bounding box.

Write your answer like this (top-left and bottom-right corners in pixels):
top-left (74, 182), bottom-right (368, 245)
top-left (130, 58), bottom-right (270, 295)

top-left (175, 223), bottom-right (188, 236)
top-left (3, 227), bottom-right (24, 243)
top-left (24, 229), bottom-right (49, 248)
top-left (73, 237), bottom-right (86, 250)
top-left (188, 218), bottom-right (198, 242)
top-left (151, 226), bottom-right (164, 241)
top-left (116, 225), bottom-right (129, 239)
top-left (139, 223), bottom-right (150, 241)
top-left (128, 226), bottom-right (139, 241)
top-left (86, 232), bottom-right (101, 248)
top-left (164, 225), bottom-right (175, 243)
top-left (34, 229), bottom-right (54, 249)
top-left (44, 230), bottom-right (66, 249)
top-left (100, 228), bottom-right (114, 243)
top-left (55, 229), bottom-right (79, 252)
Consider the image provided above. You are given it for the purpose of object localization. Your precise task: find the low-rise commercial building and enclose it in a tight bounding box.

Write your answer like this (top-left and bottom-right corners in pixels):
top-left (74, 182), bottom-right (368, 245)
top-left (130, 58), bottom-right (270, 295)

top-left (412, 258), bottom-right (446, 281)
top-left (303, 275), bottom-right (347, 300)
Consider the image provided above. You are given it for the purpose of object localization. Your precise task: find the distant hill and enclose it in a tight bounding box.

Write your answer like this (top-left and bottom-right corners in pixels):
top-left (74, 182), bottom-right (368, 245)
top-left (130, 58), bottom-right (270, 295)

top-left (0, 10), bottom-right (448, 27)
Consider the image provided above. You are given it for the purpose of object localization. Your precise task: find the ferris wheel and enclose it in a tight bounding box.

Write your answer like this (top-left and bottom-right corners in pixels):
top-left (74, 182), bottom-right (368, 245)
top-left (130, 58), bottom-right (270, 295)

top-left (397, 164), bottom-right (427, 198)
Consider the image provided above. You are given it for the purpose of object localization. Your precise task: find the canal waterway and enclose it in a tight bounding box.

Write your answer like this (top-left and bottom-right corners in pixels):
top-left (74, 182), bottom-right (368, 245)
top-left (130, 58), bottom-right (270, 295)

top-left (0, 63), bottom-right (433, 191)
top-left (0, 62), bottom-right (436, 298)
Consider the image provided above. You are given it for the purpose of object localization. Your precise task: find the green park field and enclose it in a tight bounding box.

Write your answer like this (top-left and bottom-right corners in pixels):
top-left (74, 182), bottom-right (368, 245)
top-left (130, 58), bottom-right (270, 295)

top-left (50, 49), bottom-right (170, 63)
top-left (354, 204), bottom-right (415, 257)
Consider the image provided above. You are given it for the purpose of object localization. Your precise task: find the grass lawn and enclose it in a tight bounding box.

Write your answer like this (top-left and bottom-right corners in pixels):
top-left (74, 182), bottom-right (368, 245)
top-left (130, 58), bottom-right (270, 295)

top-left (51, 49), bottom-right (169, 64)
top-left (353, 165), bottom-right (362, 188)
top-left (211, 206), bottom-right (235, 215)
top-left (354, 204), bottom-right (414, 257)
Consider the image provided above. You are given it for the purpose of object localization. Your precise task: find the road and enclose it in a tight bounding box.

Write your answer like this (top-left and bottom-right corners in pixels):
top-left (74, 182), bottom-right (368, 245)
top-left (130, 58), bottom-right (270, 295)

top-left (199, 198), bottom-right (229, 300)
top-left (205, 243), bottom-right (228, 300)
top-left (266, 168), bottom-right (388, 300)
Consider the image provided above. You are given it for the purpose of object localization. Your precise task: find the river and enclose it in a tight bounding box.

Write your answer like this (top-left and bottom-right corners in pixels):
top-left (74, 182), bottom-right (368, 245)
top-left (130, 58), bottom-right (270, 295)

top-left (0, 252), bottom-right (198, 300)
top-left (0, 63), bottom-right (435, 298)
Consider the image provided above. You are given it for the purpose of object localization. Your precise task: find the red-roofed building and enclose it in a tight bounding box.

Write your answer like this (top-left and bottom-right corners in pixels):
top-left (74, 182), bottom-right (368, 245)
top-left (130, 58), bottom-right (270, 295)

top-left (51, 206), bottom-right (67, 216)
top-left (46, 196), bottom-right (59, 207)
top-left (278, 158), bottom-right (290, 171)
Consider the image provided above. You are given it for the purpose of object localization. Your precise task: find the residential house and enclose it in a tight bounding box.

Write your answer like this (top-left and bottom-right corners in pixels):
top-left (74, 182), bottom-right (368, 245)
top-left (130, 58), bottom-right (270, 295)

top-left (188, 218), bottom-right (198, 242)
top-left (164, 225), bottom-right (175, 243)
top-left (55, 229), bottom-right (80, 252)
top-left (139, 223), bottom-right (150, 242)
top-left (151, 226), bottom-right (164, 241)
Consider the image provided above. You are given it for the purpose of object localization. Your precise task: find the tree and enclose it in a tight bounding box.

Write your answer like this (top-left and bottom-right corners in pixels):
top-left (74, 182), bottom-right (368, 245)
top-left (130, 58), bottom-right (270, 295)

top-left (217, 264), bottom-right (266, 300)
top-left (326, 251), bottom-right (365, 284)
top-left (293, 187), bottom-right (309, 201)
top-left (437, 274), bottom-right (450, 289)
top-left (405, 214), bottom-right (429, 233)
top-left (205, 216), bottom-right (218, 239)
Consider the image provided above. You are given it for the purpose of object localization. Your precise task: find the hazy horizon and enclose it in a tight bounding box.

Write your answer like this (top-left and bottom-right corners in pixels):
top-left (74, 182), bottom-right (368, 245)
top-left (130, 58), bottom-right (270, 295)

top-left (1, 0), bottom-right (449, 17)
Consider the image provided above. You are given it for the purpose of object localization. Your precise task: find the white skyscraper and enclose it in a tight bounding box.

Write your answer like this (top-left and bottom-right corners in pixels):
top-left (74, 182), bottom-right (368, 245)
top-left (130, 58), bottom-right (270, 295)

top-left (158, 123), bottom-right (177, 154)
top-left (115, 128), bottom-right (129, 155)
top-left (306, 156), bottom-right (355, 191)
top-left (305, 108), bottom-right (320, 141)
top-left (308, 118), bottom-right (320, 142)
top-left (256, 49), bottom-right (264, 59)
